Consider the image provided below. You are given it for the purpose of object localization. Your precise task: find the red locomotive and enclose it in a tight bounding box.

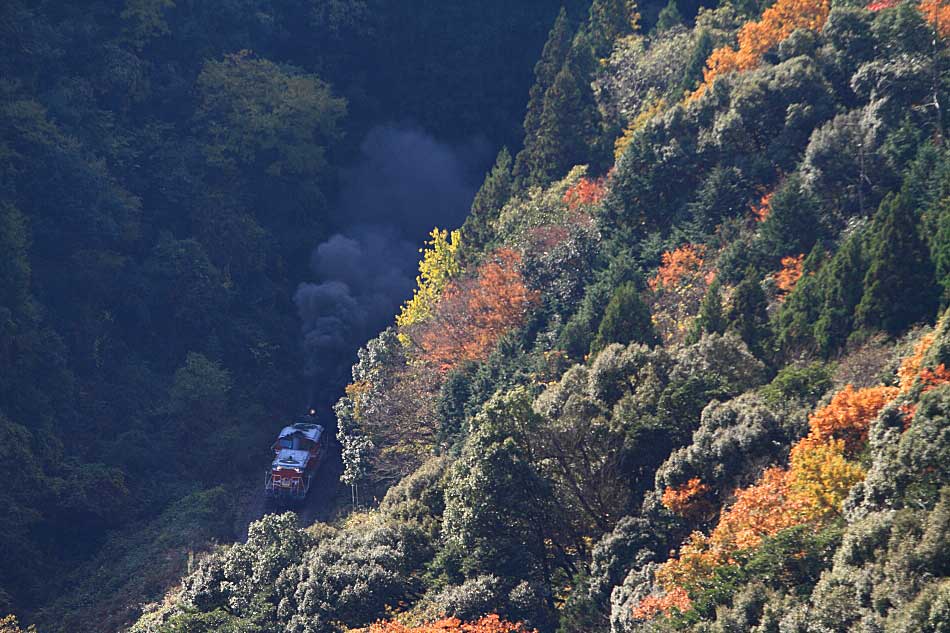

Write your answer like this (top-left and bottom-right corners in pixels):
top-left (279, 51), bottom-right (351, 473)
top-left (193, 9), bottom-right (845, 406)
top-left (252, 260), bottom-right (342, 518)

top-left (264, 410), bottom-right (326, 502)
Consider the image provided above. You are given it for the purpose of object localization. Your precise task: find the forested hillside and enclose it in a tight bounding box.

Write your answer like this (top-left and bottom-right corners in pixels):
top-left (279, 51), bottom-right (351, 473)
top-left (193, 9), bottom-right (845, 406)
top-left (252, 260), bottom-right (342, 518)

top-left (5, 0), bottom-right (950, 631)
top-left (0, 1), bottom-right (598, 631)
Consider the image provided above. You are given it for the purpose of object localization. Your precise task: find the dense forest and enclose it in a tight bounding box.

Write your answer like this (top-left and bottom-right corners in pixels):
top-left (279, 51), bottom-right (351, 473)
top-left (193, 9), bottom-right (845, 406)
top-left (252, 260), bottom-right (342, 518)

top-left (3, 0), bottom-right (950, 632)
top-left (0, 0), bottom-right (593, 630)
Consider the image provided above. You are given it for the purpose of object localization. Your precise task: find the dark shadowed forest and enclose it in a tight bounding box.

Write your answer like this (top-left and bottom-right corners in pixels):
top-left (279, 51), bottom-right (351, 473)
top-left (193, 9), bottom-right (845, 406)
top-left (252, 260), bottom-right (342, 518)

top-left (2, 0), bottom-right (950, 632)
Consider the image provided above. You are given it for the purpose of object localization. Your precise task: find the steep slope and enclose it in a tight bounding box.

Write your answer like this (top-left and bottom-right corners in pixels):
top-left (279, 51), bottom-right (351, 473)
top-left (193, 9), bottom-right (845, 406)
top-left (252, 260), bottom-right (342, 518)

top-left (0, 2), bottom-right (587, 631)
top-left (128, 0), bottom-right (950, 631)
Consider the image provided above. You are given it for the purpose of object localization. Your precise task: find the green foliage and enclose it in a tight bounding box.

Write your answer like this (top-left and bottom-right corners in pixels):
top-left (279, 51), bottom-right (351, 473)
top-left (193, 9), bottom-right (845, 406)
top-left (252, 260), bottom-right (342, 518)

top-left (442, 388), bottom-right (554, 584)
top-left (801, 104), bottom-right (893, 224)
top-left (931, 199), bottom-right (950, 306)
top-left (515, 28), bottom-right (608, 188)
top-left (689, 523), bottom-right (844, 620)
top-left (687, 166), bottom-right (751, 233)
top-left (689, 277), bottom-right (726, 342)
top-left (521, 8), bottom-right (575, 155)
top-left (726, 270), bottom-right (771, 358)
top-left (0, 1), bottom-right (594, 629)
top-left (168, 353), bottom-right (231, 420)
top-left (120, 0), bottom-right (176, 49)
top-left (655, 393), bottom-right (792, 505)
top-left (587, 0), bottom-right (641, 58)
top-left (47, 487), bottom-right (236, 633)
top-left (196, 51), bottom-right (346, 181)
top-left (757, 174), bottom-right (824, 260)
top-left (462, 149), bottom-right (514, 258)
top-left (590, 282), bottom-right (658, 355)
top-left (760, 362), bottom-right (833, 406)
top-left (856, 193), bottom-right (939, 335)
top-left (435, 363), bottom-right (478, 448)
top-left (656, 0), bottom-right (684, 31)
top-left (680, 28), bottom-right (714, 93)
top-left (13, 0), bottom-right (950, 630)
top-left (558, 258), bottom-right (639, 361)
top-left (811, 235), bottom-right (866, 356)
top-left (0, 204), bottom-right (32, 313)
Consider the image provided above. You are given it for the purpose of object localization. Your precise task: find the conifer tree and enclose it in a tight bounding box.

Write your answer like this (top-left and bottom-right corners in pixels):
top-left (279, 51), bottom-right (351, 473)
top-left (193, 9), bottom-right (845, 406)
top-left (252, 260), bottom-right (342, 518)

top-left (587, 0), bottom-right (640, 58)
top-left (520, 8), bottom-right (574, 149)
top-left (813, 233), bottom-right (866, 355)
top-left (931, 197), bottom-right (950, 304)
top-left (775, 243), bottom-right (825, 353)
top-left (727, 269), bottom-right (771, 357)
top-left (516, 29), bottom-right (605, 188)
top-left (461, 148), bottom-right (513, 259)
top-left (855, 193), bottom-right (938, 335)
top-left (758, 175), bottom-right (823, 260)
top-left (656, 0), bottom-right (684, 32)
top-left (590, 282), bottom-right (657, 355)
top-left (680, 29), bottom-right (714, 94)
top-left (690, 277), bottom-right (726, 341)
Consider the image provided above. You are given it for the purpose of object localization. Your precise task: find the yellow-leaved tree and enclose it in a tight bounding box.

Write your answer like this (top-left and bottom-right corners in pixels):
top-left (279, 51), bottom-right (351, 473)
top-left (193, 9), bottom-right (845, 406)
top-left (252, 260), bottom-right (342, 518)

top-left (396, 228), bottom-right (463, 343)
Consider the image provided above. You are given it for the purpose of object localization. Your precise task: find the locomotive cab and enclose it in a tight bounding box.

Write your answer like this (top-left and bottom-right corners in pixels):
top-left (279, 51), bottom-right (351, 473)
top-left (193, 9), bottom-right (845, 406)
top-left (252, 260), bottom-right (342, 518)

top-left (264, 412), bottom-right (325, 502)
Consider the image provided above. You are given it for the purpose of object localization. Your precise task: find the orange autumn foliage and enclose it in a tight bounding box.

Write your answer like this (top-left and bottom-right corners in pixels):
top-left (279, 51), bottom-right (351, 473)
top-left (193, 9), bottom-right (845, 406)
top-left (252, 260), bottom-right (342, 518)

top-left (369, 615), bottom-right (534, 633)
top-left (899, 331), bottom-right (937, 391)
top-left (783, 383), bottom-right (896, 514)
top-left (690, 0), bottom-right (830, 99)
top-left (640, 341), bottom-right (933, 623)
top-left (806, 384), bottom-right (899, 454)
top-left (775, 254), bottom-right (805, 298)
top-left (653, 468), bottom-right (813, 596)
top-left (751, 192), bottom-right (773, 223)
top-left (563, 176), bottom-right (607, 210)
top-left (920, 0), bottom-right (950, 37)
top-left (900, 364), bottom-right (950, 426)
top-left (632, 586), bottom-right (692, 620)
top-left (649, 244), bottom-right (706, 291)
top-left (661, 478), bottom-right (711, 516)
top-left (867, 0), bottom-right (900, 10)
top-left (705, 467), bottom-right (813, 553)
top-left (416, 248), bottom-right (539, 372)
top-left (918, 364), bottom-right (950, 390)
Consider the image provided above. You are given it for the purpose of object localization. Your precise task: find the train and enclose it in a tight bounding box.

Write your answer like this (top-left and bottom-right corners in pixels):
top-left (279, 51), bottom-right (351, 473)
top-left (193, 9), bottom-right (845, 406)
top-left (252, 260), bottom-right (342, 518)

top-left (264, 409), bottom-right (326, 502)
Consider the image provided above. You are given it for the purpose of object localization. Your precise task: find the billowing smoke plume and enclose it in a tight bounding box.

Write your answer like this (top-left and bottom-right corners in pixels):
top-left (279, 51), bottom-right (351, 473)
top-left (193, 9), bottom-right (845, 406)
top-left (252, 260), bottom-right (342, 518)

top-left (295, 125), bottom-right (490, 405)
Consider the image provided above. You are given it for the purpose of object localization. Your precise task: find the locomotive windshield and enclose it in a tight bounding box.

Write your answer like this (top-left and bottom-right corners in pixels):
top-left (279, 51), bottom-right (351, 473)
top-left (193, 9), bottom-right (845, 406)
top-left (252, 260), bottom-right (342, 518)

top-left (279, 435), bottom-right (313, 450)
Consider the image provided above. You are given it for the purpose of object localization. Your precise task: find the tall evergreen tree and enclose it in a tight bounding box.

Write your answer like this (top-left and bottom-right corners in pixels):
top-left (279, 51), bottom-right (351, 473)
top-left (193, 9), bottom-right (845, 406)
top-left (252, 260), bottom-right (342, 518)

top-left (930, 197), bottom-right (950, 305)
top-left (813, 233), bottom-right (866, 355)
top-left (521, 8), bottom-right (574, 148)
top-left (758, 174), bottom-right (824, 260)
top-left (656, 0), bottom-right (684, 32)
top-left (691, 277), bottom-right (726, 341)
top-left (590, 282), bottom-right (657, 355)
top-left (0, 204), bottom-right (32, 316)
top-left (727, 269), bottom-right (771, 358)
top-left (461, 148), bottom-right (513, 259)
top-left (516, 29), bottom-right (605, 188)
top-left (587, 0), bottom-right (639, 58)
top-left (855, 193), bottom-right (938, 335)
top-left (774, 243), bottom-right (825, 353)
top-left (680, 29), bottom-right (714, 94)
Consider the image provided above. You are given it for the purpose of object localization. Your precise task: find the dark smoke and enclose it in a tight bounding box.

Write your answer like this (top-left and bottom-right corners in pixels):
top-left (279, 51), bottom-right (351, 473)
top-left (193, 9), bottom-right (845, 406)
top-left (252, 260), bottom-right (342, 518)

top-left (334, 125), bottom-right (490, 236)
top-left (295, 125), bottom-right (491, 404)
